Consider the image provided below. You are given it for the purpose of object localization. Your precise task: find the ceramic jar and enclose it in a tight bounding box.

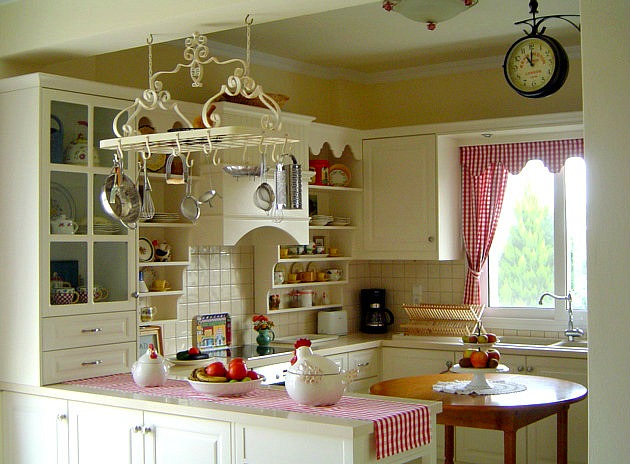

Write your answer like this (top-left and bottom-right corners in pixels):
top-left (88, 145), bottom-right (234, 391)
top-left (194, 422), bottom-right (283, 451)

top-left (131, 344), bottom-right (171, 387)
top-left (51, 215), bottom-right (78, 234)
top-left (63, 121), bottom-right (88, 165)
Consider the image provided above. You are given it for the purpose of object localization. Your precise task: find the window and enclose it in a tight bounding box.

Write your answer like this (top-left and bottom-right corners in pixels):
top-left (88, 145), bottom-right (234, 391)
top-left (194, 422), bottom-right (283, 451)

top-left (486, 157), bottom-right (587, 312)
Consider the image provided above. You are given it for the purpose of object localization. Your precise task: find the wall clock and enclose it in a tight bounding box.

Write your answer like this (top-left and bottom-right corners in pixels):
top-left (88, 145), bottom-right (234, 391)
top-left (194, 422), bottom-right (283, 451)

top-left (503, 33), bottom-right (569, 98)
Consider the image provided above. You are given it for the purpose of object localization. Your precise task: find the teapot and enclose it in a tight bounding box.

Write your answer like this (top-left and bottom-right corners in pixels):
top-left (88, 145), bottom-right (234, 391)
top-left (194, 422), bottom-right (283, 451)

top-left (63, 121), bottom-right (88, 165)
top-left (131, 344), bottom-right (172, 387)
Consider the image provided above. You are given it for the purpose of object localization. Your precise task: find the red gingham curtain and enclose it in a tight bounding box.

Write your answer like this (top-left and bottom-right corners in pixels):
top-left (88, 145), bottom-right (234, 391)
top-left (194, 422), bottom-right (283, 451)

top-left (460, 138), bottom-right (584, 304)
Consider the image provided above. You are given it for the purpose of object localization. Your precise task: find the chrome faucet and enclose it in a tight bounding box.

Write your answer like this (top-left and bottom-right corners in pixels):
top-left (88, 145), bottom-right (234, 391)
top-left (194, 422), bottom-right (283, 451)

top-left (538, 292), bottom-right (584, 341)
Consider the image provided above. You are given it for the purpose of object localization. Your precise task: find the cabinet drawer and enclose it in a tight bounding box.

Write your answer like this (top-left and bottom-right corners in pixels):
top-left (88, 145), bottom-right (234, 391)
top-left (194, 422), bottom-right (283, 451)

top-left (349, 349), bottom-right (379, 380)
top-left (42, 342), bottom-right (135, 384)
top-left (42, 311), bottom-right (136, 350)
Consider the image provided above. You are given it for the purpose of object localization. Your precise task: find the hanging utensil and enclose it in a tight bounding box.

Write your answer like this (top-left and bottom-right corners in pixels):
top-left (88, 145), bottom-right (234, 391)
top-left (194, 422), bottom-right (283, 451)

top-left (283, 154), bottom-right (302, 210)
top-left (180, 163), bottom-right (201, 222)
top-left (253, 149), bottom-right (275, 212)
top-left (198, 151), bottom-right (218, 206)
top-left (101, 152), bottom-right (141, 228)
top-left (139, 151), bottom-right (155, 220)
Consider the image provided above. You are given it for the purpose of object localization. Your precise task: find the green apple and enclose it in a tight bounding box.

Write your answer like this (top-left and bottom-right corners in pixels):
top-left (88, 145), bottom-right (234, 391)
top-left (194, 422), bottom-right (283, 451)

top-left (478, 334), bottom-right (489, 344)
top-left (463, 348), bottom-right (476, 358)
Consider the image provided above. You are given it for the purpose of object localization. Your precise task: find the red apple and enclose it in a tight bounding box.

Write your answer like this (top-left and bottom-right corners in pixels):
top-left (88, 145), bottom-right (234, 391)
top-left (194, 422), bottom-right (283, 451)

top-left (486, 333), bottom-right (498, 343)
top-left (487, 349), bottom-right (501, 362)
top-left (246, 370), bottom-right (259, 380)
top-left (459, 357), bottom-right (473, 368)
top-left (470, 350), bottom-right (489, 368)
top-left (205, 361), bottom-right (227, 377)
top-left (226, 361), bottom-right (248, 381)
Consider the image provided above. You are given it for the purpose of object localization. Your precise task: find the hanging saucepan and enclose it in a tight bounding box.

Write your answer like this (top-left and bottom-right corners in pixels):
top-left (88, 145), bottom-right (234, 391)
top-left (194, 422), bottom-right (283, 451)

top-left (100, 155), bottom-right (141, 228)
top-left (253, 150), bottom-right (275, 212)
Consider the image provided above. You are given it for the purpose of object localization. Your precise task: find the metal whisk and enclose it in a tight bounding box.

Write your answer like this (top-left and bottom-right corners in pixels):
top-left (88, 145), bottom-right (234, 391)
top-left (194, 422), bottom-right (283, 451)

top-left (139, 153), bottom-right (155, 220)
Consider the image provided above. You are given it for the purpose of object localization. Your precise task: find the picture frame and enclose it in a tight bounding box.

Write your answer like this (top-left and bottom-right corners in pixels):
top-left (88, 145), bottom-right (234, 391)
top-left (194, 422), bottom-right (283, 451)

top-left (313, 235), bottom-right (325, 247)
top-left (138, 325), bottom-right (163, 358)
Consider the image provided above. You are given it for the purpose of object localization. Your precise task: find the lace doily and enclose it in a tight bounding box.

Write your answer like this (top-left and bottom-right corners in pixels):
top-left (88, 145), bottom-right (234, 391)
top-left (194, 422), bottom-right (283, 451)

top-left (433, 379), bottom-right (527, 395)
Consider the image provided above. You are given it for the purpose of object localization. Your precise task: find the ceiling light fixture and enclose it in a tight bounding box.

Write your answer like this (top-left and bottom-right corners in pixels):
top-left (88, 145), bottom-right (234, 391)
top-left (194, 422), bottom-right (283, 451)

top-left (382, 0), bottom-right (478, 30)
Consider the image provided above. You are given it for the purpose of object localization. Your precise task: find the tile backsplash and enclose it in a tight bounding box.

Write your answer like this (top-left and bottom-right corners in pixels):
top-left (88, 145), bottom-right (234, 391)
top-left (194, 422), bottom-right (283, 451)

top-left (158, 245), bottom-right (471, 355)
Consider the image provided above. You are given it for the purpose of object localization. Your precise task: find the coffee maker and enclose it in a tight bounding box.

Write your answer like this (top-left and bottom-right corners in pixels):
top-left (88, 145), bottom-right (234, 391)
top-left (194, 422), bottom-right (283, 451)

top-left (360, 288), bottom-right (394, 334)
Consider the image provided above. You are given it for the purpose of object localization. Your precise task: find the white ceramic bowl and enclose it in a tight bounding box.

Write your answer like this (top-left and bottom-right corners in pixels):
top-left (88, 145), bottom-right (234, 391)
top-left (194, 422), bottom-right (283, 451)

top-left (187, 377), bottom-right (265, 396)
top-left (285, 370), bottom-right (353, 406)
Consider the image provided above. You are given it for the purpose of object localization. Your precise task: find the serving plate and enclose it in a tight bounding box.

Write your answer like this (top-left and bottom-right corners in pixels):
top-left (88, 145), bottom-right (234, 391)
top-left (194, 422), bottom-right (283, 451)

top-left (166, 355), bottom-right (211, 366)
top-left (50, 182), bottom-right (76, 219)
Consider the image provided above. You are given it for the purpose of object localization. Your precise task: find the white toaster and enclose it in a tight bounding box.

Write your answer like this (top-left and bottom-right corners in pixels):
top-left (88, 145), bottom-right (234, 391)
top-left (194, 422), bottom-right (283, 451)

top-left (317, 309), bottom-right (348, 335)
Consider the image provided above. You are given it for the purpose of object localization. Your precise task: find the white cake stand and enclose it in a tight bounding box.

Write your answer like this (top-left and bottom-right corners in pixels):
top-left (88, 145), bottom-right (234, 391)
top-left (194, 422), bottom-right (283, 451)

top-left (450, 364), bottom-right (509, 390)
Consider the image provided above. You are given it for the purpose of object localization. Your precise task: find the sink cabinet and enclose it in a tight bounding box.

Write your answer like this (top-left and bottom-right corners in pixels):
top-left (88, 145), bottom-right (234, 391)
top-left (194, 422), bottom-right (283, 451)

top-left (0, 74), bottom-right (138, 386)
top-left (360, 134), bottom-right (462, 260)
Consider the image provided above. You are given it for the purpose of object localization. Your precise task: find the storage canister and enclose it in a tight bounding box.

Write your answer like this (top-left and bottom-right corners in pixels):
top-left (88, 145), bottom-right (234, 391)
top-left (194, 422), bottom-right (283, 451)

top-left (309, 159), bottom-right (329, 186)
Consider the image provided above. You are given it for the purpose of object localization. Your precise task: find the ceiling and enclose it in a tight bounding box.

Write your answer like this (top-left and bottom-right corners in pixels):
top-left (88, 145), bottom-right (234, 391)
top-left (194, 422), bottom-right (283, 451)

top-left (205, 0), bottom-right (581, 76)
top-left (0, 0), bottom-right (581, 80)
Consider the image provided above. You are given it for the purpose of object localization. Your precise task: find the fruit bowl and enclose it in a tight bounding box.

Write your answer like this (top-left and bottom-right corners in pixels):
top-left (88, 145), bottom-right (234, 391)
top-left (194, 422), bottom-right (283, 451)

top-left (187, 376), bottom-right (265, 396)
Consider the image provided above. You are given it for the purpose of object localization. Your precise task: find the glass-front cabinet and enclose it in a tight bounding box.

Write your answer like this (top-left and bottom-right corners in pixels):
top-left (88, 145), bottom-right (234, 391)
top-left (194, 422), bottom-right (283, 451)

top-left (40, 89), bottom-right (137, 384)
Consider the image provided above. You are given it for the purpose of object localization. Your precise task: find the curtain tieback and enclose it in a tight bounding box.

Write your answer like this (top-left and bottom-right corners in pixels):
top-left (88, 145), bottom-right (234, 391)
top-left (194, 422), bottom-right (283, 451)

top-left (468, 270), bottom-right (481, 278)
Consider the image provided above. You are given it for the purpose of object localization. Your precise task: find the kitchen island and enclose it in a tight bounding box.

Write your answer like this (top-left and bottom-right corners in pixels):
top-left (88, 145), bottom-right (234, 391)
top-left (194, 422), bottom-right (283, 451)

top-left (1, 375), bottom-right (441, 464)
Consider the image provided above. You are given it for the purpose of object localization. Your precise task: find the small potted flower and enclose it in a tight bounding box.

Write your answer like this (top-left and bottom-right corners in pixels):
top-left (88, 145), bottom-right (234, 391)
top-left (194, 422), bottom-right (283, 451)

top-left (252, 314), bottom-right (275, 346)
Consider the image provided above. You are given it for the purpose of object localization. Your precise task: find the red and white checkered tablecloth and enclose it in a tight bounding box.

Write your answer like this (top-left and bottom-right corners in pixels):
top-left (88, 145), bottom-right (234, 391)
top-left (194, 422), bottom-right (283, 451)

top-left (66, 374), bottom-right (431, 460)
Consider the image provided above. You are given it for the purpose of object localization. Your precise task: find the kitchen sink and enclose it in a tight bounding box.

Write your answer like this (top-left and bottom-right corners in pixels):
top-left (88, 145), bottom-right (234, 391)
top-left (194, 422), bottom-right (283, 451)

top-left (495, 336), bottom-right (558, 346)
top-left (550, 339), bottom-right (588, 348)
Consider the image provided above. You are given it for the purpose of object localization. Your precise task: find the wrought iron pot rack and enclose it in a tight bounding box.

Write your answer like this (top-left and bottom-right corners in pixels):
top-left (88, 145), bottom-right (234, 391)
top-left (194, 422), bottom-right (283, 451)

top-left (99, 17), bottom-right (298, 162)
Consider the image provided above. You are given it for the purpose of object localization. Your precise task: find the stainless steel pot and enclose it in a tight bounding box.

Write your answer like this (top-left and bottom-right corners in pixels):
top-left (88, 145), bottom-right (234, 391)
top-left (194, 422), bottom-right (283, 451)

top-left (100, 159), bottom-right (141, 228)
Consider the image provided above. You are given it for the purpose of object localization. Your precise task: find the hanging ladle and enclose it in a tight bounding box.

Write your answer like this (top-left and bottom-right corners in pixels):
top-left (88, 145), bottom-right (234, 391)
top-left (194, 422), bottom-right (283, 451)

top-left (198, 149), bottom-right (218, 206)
top-left (253, 148), bottom-right (275, 212)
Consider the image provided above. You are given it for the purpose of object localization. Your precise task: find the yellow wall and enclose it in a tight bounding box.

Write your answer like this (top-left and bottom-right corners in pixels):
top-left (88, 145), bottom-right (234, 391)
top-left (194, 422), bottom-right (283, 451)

top-left (23, 41), bottom-right (582, 128)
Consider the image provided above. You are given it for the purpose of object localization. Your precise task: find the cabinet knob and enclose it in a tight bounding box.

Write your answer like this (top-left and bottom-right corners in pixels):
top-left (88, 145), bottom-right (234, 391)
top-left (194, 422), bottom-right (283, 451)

top-left (143, 426), bottom-right (153, 434)
top-left (133, 425), bottom-right (143, 433)
top-left (526, 366), bottom-right (534, 373)
top-left (517, 366), bottom-right (525, 372)
top-left (57, 414), bottom-right (67, 421)
top-left (445, 360), bottom-right (453, 368)
top-left (428, 236), bottom-right (435, 243)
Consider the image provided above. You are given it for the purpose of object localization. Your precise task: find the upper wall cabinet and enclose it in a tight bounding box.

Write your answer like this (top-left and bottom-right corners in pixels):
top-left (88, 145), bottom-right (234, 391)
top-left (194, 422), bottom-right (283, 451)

top-left (359, 134), bottom-right (462, 260)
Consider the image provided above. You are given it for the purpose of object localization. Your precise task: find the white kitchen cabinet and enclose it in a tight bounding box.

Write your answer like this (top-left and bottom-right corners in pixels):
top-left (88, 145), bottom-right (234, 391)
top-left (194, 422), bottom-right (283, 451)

top-left (381, 347), bottom-right (456, 380)
top-left (68, 401), bottom-right (231, 464)
top-left (2, 391), bottom-right (69, 464)
top-left (360, 134), bottom-right (462, 260)
top-left (0, 73), bottom-right (138, 386)
top-left (324, 349), bottom-right (380, 393)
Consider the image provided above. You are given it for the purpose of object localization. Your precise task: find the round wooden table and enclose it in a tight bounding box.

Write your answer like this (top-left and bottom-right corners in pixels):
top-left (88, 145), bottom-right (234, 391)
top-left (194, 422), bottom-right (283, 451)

top-left (370, 373), bottom-right (587, 464)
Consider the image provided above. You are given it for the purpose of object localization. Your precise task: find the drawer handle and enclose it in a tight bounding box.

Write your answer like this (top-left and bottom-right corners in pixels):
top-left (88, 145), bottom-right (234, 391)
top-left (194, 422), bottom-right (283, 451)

top-left (81, 360), bottom-right (104, 366)
top-left (356, 362), bottom-right (370, 367)
top-left (526, 366), bottom-right (534, 373)
top-left (517, 366), bottom-right (525, 372)
top-left (81, 328), bottom-right (103, 333)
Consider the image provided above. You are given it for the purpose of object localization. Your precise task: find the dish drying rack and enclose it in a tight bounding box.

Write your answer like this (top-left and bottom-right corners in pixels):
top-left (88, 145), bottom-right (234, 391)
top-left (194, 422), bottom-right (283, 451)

top-left (400, 304), bottom-right (485, 337)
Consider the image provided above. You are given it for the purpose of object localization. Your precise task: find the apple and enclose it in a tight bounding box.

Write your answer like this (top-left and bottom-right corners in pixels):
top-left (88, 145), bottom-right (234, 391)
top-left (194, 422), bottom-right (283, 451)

top-left (459, 357), bottom-right (473, 368)
top-left (487, 349), bottom-right (501, 362)
top-left (477, 334), bottom-right (489, 344)
top-left (226, 361), bottom-right (248, 381)
top-left (463, 348), bottom-right (476, 358)
top-left (246, 369), bottom-right (259, 380)
top-left (470, 350), bottom-right (489, 368)
top-left (486, 333), bottom-right (498, 343)
top-left (205, 361), bottom-right (227, 377)
top-left (487, 358), bottom-right (500, 368)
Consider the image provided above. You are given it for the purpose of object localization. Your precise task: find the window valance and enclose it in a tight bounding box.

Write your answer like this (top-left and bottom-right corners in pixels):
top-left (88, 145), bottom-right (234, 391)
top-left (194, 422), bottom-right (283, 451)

top-left (460, 138), bottom-right (584, 176)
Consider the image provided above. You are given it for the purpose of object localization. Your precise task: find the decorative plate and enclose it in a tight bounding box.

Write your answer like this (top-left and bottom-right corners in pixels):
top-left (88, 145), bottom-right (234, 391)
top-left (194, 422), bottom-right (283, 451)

top-left (50, 182), bottom-right (76, 219)
top-left (139, 237), bottom-right (154, 262)
top-left (290, 262), bottom-right (305, 275)
top-left (146, 154), bottom-right (166, 172)
top-left (329, 164), bottom-right (351, 187)
top-left (306, 262), bottom-right (318, 273)
top-left (140, 266), bottom-right (158, 288)
top-left (274, 263), bottom-right (286, 273)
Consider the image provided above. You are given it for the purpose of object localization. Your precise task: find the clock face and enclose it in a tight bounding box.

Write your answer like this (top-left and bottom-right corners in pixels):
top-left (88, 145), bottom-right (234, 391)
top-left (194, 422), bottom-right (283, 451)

top-left (503, 35), bottom-right (569, 98)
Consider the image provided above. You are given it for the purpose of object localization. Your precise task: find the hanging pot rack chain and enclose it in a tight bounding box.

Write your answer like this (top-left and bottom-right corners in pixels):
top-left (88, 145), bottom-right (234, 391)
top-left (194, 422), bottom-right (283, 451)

top-left (515, 0), bottom-right (580, 36)
top-left (103, 16), bottom-right (289, 159)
